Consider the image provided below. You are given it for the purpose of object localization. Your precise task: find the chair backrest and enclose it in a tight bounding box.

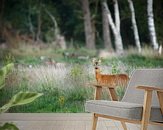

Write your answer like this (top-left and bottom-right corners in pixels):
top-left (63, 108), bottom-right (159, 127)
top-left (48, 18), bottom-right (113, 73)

top-left (122, 69), bottom-right (163, 107)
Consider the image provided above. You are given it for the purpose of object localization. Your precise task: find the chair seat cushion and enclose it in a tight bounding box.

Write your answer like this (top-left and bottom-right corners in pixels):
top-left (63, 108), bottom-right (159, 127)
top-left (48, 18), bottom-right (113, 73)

top-left (85, 100), bottom-right (163, 122)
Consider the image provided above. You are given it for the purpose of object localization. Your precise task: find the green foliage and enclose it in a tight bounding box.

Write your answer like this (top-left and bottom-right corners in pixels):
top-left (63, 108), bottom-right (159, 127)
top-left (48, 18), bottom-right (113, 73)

top-left (0, 123), bottom-right (19, 130)
top-left (0, 63), bottom-right (14, 89)
top-left (116, 86), bottom-right (126, 101)
top-left (6, 86), bottom-right (92, 113)
top-left (0, 0), bottom-right (163, 47)
top-left (0, 92), bottom-right (43, 113)
top-left (0, 63), bottom-right (94, 113)
top-left (3, 54), bottom-right (15, 66)
top-left (0, 47), bottom-right (163, 113)
top-left (111, 62), bottom-right (121, 74)
top-left (62, 47), bottom-right (96, 64)
top-left (120, 54), bottom-right (163, 67)
top-left (0, 64), bottom-right (43, 130)
top-left (66, 87), bottom-right (88, 102)
top-left (70, 64), bottom-right (83, 79)
top-left (16, 56), bottom-right (42, 65)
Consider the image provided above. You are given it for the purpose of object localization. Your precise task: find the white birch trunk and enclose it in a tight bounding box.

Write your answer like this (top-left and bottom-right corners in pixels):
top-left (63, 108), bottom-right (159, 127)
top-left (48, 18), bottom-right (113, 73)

top-left (158, 45), bottom-right (162, 55)
top-left (147, 0), bottom-right (159, 50)
top-left (36, 9), bottom-right (42, 43)
top-left (128, 0), bottom-right (141, 52)
top-left (44, 7), bottom-right (58, 37)
top-left (102, 1), bottom-right (123, 54)
top-left (28, 12), bottom-right (35, 41)
top-left (101, 0), bottom-right (113, 51)
top-left (113, 0), bottom-right (120, 32)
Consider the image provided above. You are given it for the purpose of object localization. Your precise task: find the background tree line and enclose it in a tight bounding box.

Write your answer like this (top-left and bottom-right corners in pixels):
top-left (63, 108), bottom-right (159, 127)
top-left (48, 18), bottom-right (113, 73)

top-left (0, 0), bottom-right (163, 53)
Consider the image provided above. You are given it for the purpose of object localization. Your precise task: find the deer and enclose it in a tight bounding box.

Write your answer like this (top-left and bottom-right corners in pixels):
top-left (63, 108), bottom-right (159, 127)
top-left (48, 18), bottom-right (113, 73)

top-left (92, 58), bottom-right (130, 88)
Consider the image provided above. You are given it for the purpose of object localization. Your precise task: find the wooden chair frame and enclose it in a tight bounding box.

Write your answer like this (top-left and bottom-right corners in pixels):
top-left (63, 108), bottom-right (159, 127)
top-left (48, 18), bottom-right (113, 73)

top-left (89, 83), bottom-right (163, 130)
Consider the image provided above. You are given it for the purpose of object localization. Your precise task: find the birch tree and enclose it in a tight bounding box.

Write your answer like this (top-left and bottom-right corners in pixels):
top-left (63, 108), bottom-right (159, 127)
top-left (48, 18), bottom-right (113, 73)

top-left (81, 0), bottom-right (95, 49)
top-left (114, 0), bottom-right (120, 32)
top-left (101, 0), bottom-right (113, 51)
top-left (43, 6), bottom-right (60, 40)
top-left (36, 3), bottom-right (42, 43)
top-left (102, 0), bottom-right (123, 54)
top-left (128, 0), bottom-right (141, 52)
top-left (147, 0), bottom-right (159, 50)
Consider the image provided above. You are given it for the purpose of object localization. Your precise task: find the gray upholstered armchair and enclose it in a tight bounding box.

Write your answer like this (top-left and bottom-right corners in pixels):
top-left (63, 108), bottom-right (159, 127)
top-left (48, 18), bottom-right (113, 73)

top-left (85, 69), bottom-right (163, 130)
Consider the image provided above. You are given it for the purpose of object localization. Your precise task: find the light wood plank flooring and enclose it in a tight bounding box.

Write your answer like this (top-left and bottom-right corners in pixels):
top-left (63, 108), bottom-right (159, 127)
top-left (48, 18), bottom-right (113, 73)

top-left (0, 113), bottom-right (139, 130)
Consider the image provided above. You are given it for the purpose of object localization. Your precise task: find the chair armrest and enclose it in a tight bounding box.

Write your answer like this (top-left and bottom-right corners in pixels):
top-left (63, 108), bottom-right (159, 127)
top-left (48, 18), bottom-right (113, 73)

top-left (87, 82), bottom-right (115, 89)
top-left (137, 86), bottom-right (163, 92)
top-left (87, 82), bottom-right (118, 101)
top-left (137, 86), bottom-right (163, 123)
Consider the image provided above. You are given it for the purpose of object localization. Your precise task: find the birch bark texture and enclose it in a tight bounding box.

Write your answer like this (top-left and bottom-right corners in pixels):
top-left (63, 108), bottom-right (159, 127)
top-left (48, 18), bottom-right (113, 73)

top-left (81, 0), bottom-right (95, 49)
top-left (36, 9), bottom-right (42, 43)
top-left (44, 7), bottom-right (60, 40)
top-left (101, 0), bottom-right (113, 51)
top-left (128, 0), bottom-right (141, 52)
top-left (102, 0), bottom-right (123, 54)
top-left (147, 0), bottom-right (159, 50)
top-left (114, 0), bottom-right (120, 32)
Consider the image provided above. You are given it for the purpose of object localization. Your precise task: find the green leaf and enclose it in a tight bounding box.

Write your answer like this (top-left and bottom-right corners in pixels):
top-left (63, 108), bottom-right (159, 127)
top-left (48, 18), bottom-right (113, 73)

top-left (0, 83), bottom-right (5, 90)
top-left (0, 92), bottom-right (43, 113)
top-left (0, 63), bottom-right (14, 90)
top-left (0, 63), bottom-right (14, 78)
top-left (0, 123), bottom-right (19, 130)
top-left (9, 91), bottom-right (43, 107)
top-left (0, 103), bottom-right (12, 114)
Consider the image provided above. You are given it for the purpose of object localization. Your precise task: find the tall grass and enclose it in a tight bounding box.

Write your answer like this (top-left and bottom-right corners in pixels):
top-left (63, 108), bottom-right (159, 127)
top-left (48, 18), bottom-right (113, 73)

top-left (0, 46), bottom-right (162, 112)
top-left (0, 64), bottom-right (96, 112)
top-left (0, 61), bottom-right (133, 112)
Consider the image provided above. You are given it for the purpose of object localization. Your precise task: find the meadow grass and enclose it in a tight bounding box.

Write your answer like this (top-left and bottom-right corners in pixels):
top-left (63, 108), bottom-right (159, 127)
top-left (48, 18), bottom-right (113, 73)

top-left (0, 65), bottom-right (95, 112)
top-left (0, 46), bottom-right (163, 112)
top-left (0, 62), bottom-right (131, 112)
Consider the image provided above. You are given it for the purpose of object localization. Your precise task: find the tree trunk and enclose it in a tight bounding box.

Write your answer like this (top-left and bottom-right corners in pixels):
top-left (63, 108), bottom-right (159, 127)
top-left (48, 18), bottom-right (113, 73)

top-left (101, 0), bottom-right (113, 51)
top-left (81, 0), bottom-right (95, 49)
top-left (113, 0), bottom-right (120, 32)
top-left (44, 7), bottom-right (59, 40)
top-left (102, 1), bottom-right (123, 54)
top-left (28, 10), bottom-right (35, 41)
top-left (36, 7), bottom-right (42, 43)
top-left (128, 0), bottom-right (141, 52)
top-left (147, 0), bottom-right (159, 50)
top-left (0, 0), bottom-right (5, 38)
top-left (91, 19), bottom-right (96, 48)
top-left (0, 0), bottom-right (5, 22)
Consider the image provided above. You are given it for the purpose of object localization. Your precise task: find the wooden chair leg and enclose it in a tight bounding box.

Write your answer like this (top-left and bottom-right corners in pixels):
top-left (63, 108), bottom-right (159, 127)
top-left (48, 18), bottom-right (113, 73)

top-left (108, 88), bottom-right (127, 129)
top-left (157, 91), bottom-right (163, 114)
top-left (141, 90), bottom-right (152, 130)
top-left (92, 86), bottom-right (101, 130)
top-left (94, 86), bottom-right (102, 100)
top-left (108, 88), bottom-right (118, 101)
top-left (121, 121), bottom-right (127, 130)
top-left (92, 113), bottom-right (98, 130)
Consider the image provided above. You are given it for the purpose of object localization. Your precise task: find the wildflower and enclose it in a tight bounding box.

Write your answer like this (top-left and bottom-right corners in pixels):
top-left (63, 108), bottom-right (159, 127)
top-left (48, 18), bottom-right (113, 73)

top-left (58, 96), bottom-right (65, 106)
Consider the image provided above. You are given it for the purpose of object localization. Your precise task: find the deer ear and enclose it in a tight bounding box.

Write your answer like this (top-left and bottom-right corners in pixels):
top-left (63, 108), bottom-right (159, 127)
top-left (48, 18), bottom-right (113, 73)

top-left (99, 57), bottom-right (104, 61)
top-left (92, 58), bottom-right (96, 63)
top-left (98, 59), bottom-right (101, 64)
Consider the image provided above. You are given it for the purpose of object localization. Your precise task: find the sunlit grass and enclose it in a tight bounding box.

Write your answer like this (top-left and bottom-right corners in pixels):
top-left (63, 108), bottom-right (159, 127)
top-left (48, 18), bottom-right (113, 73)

top-left (0, 45), bottom-right (163, 112)
top-left (0, 62), bottom-right (132, 112)
top-left (0, 65), bottom-right (95, 112)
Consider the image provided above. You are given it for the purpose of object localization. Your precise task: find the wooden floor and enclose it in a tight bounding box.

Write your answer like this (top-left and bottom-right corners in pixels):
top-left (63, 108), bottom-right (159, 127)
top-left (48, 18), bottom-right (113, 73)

top-left (0, 113), bottom-right (139, 130)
